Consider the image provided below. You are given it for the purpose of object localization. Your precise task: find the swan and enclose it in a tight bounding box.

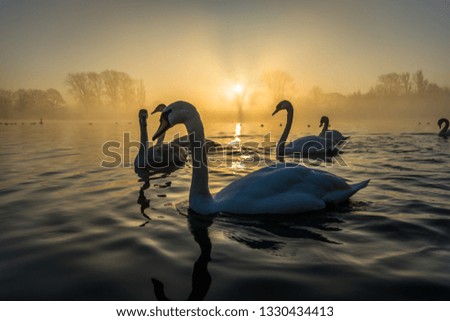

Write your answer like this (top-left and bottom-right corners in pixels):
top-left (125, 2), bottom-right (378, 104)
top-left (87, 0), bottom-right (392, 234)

top-left (152, 101), bottom-right (370, 215)
top-left (438, 118), bottom-right (449, 138)
top-left (134, 109), bottom-right (187, 171)
top-left (272, 100), bottom-right (336, 159)
top-left (151, 103), bottom-right (220, 151)
top-left (318, 116), bottom-right (348, 144)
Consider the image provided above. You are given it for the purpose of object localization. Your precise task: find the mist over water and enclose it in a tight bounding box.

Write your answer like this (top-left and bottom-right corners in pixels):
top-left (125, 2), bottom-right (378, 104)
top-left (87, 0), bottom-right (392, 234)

top-left (0, 120), bottom-right (449, 300)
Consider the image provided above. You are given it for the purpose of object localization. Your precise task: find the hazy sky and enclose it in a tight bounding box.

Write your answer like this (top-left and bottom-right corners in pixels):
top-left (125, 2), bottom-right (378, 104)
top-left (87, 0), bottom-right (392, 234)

top-left (1, 0), bottom-right (449, 105)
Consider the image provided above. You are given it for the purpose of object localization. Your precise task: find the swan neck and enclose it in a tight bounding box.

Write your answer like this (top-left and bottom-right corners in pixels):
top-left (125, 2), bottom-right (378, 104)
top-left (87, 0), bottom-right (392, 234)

top-left (156, 131), bottom-right (165, 146)
top-left (277, 107), bottom-right (293, 159)
top-left (185, 115), bottom-right (213, 201)
top-left (440, 120), bottom-right (449, 136)
top-left (139, 120), bottom-right (148, 151)
top-left (320, 119), bottom-right (329, 135)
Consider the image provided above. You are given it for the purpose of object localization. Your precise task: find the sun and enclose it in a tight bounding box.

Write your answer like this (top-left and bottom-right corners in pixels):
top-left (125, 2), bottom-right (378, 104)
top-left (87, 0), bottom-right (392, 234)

top-left (233, 83), bottom-right (243, 94)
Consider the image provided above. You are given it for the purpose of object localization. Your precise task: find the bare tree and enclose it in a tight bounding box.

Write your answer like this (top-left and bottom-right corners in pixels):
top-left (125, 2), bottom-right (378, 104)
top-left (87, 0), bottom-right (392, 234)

top-left (413, 70), bottom-right (428, 96)
top-left (262, 70), bottom-right (296, 104)
top-left (376, 73), bottom-right (402, 96)
top-left (101, 70), bottom-right (121, 111)
top-left (399, 72), bottom-right (411, 95)
top-left (0, 89), bottom-right (14, 118)
top-left (87, 72), bottom-right (104, 107)
top-left (117, 72), bottom-right (135, 111)
top-left (135, 79), bottom-right (146, 107)
top-left (98, 70), bottom-right (146, 112)
top-left (46, 88), bottom-right (66, 109)
top-left (13, 89), bottom-right (30, 112)
top-left (66, 73), bottom-right (95, 110)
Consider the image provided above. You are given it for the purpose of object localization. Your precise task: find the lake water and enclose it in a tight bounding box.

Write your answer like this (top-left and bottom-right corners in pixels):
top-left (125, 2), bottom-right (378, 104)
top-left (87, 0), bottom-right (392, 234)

top-left (0, 120), bottom-right (449, 300)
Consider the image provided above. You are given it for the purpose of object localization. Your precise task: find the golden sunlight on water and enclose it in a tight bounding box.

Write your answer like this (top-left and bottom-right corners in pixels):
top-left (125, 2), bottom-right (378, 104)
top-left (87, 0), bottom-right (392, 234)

top-left (230, 122), bottom-right (242, 146)
top-left (230, 123), bottom-right (243, 171)
top-left (235, 122), bottom-right (241, 138)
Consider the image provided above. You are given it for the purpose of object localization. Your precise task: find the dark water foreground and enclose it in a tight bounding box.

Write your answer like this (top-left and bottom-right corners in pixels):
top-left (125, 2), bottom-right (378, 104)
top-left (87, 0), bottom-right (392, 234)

top-left (0, 122), bottom-right (449, 300)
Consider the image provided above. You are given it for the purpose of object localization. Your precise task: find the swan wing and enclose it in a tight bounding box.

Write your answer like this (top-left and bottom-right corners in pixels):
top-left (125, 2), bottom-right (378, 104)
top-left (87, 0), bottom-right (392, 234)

top-left (327, 130), bottom-right (345, 141)
top-left (214, 163), bottom-right (368, 214)
top-left (286, 135), bottom-right (333, 154)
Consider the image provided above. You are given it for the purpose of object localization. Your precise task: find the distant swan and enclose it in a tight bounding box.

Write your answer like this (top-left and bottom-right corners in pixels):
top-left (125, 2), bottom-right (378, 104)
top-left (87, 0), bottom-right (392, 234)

top-left (134, 109), bottom-right (187, 171)
top-left (318, 116), bottom-right (348, 144)
top-left (152, 101), bottom-right (369, 215)
top-left (272, 101), bottom-right (336, 159)
top-left (438, 118), bottom-right (449, 138)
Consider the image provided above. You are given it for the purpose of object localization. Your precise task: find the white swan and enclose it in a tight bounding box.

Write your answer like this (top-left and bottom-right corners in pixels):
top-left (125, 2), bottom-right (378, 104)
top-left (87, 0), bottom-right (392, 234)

top-left (438, 118), bottom-right (449, 138)
top-left (272, 101), bottom-right (336, 159)
top-left (134, 109), bottom-right (187, 171)
top-left (152, 101), bottom-right (370, 215)
top-left (319, 116), bottom-right (348, 144)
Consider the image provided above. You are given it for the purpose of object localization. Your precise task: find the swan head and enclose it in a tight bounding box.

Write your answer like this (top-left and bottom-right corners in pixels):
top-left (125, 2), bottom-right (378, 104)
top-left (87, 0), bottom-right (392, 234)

top-left (138, 109), bottom-right (148, 126)
top-left (272, 100), bottom-right (293, 116)
top-left (319, 116), bottom-right (329, 127)
top-left (438, 118), bottom-right (448, 128)
top-left (152, 101), bottom-right (197, 140)
top-left (151, 103), bottom-right (167, 115)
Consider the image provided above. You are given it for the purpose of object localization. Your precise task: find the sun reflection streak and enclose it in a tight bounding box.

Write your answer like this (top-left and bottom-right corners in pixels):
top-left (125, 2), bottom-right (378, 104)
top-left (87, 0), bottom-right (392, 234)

top-left (235, 122), bottom-right (241, 137)
top-left (230, 122), bottom-right (241, 145)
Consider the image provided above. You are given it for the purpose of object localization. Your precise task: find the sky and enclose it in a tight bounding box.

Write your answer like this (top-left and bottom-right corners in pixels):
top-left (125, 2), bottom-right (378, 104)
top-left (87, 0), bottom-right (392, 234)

top-left (1, 0), bottom-right (450, 107)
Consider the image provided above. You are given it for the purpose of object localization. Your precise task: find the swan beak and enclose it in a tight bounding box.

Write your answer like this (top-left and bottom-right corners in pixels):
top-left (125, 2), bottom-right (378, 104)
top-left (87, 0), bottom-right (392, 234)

top-left (150, 109), bottom-right (158, 115)
top-left (272, 109), bottom-right (280, 116)
top-left (319, 122), bottom-right (323, 127)
top-left (152, 118), bottom-right (170, 141)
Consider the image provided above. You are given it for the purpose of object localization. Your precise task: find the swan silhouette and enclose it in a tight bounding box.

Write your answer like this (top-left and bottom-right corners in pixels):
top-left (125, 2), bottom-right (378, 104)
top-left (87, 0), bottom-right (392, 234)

top-left (272, 101), bottom-right (337, 160)
top-left (318, 116), bottom-right (348, 144)
top-left (152, 101), bottom-right (369, 215)
top-left (134, 109), bottom-right (187, 172)
top-left (438, 118), bottom-right (449, 138)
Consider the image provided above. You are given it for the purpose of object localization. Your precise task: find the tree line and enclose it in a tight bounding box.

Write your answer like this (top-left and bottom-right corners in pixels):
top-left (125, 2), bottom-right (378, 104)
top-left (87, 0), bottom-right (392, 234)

top-left (0, 88), bottom-right (66, 119)
top-left (0, 68), bottom-right (448, 120)
top-left (367, 70), bottom-right (447, 97)
top-left (255, 69), bottom-right (450, 122)
top-left (0, 70), bottom-right (145, 119)
top-left (65, 70), bottom-right (145, 114)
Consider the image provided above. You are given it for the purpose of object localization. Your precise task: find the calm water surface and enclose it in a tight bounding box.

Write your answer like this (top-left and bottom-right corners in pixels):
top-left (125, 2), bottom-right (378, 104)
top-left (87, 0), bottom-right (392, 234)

top-left (0, 121), bottom-right (449, 300)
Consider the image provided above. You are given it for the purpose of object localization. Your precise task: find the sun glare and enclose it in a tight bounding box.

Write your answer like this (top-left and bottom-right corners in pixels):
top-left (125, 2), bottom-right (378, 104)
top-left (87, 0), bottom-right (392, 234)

top-left (233, 83), bottom-right (243, 94)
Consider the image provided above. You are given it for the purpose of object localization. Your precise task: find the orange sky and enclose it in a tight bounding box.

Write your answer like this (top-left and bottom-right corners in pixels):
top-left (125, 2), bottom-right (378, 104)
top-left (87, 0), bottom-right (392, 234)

top-left (1, 0), bottom-right (449, 109)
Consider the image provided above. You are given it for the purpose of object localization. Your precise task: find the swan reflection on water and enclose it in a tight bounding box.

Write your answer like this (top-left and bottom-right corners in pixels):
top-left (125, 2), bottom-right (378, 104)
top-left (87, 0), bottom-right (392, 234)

top-left (151, 212), bottom-right (213, 301)
top-left (135, 164), bottom-right (183, 222)
top-left (148, 203), bottom-right (359, 300)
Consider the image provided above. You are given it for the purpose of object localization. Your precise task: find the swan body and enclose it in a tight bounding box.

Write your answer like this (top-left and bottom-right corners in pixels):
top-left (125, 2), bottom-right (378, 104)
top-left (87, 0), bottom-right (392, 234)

top-left (212, 163), bottom-right (369, 214)
top-left (272, 101), bottom-right (336, 158)
top-left (318, 116), bottom-right (348, 144)
top-left (438, 118), bottom-right (449, 138)
top-left (152, 101), bottom-right (369, 215)
top-left (134, 109), bottom-right (187, 171)
top-left (284, 135), bottom-right (333, 156)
